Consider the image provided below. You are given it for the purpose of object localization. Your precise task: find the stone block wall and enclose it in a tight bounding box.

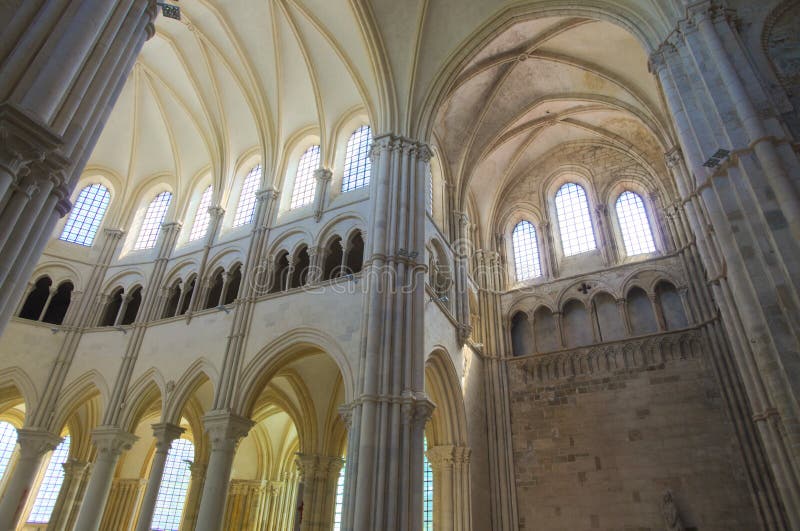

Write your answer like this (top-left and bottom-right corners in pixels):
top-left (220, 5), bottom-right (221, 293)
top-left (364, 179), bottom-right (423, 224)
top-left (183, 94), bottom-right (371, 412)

top-left (507, 332), bottom-right (759, 530)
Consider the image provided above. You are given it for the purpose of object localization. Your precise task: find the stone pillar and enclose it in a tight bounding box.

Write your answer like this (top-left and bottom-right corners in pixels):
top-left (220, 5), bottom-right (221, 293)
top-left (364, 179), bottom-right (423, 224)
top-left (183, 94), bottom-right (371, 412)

top-left (113, 293), bottom-right (132, 326)
top-left (473, 249), bottom-right (519, 531)
top-left (36, 286), bottom-right (58, 321)
top-left (342, 135), bottom-right (434, 531)
top-left (650, 3), bottom-right (800, 524)
top-left (73, 427), bottom-right (137, 531)
top-left (47, 458), bottom-right (89, 531)
top-left (426, 445), bottom-right (472, 531)
top-left (294, 454), bottom-right (343, 531)
top-left (195, 411), bottom-right (253, 531)
top-left (0, 428), bottom-right (61, 529)
top-left (312, 168), bottom-right (332, 222)
top-left (0, 0), bottom-right (158, 334)
top-left (181, 461), bottom-right (206, 531)
top-left (134, 423), bottom-right (185, 531)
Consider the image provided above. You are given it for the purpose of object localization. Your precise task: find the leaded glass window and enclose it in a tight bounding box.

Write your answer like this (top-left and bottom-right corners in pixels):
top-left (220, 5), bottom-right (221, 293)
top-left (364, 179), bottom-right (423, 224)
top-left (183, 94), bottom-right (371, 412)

top-left (151, 438), bottom-right (194, 531)
top-left (135, 192), bottom-right (172, 250)
top-left (0, 422), bottom-right (17, 482)
top-left (615, 191), bottom-right (656, 256)
top-left (27, 435), bottom-right (70, 524)
top-left (59, 184), bottom-right (111, 246)
top-left (342, 126), bottom-right (372, 192)
top-left (555, 182), bottom-right (596, 256)
top-left (189, 186), bottom-right (213, 241)
top-left (512, 220), bottom-right (542, 281)
top-left (290, 145), bottom-right (321, 209)
top-left (423, 437), bottom-right (433, 530)
top-left (233, 165), bottom-right (262, 227)
top-left (333, 462), bottom-right (345, 530)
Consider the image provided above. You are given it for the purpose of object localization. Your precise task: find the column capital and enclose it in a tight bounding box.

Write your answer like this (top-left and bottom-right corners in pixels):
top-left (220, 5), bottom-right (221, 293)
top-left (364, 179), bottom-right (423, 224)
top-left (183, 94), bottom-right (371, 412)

top-left (202, 410), bottom-right (253, 451)
top-left (0, 103), bottom-right (61, 177)
top-left (62, 458), bottom-right (90, 475)
top-left (256, 187), bottom-right (279, 202)
top-left (294, 453), bottom-right (344, 482)
top-left (370, 134), bottom-right (432, 161)
top-left (103, 227), bottom-right (125, 240)
top-left (15, 428), bottom-right (62, 458)
top-left (400, 391), bottom-right (435, 430)
top-left (91, 426), bottom-right (137, 458)
top-left (151, 422), bottom-right (185, 452)
top-left (313, 168), bottom-right (332, 182)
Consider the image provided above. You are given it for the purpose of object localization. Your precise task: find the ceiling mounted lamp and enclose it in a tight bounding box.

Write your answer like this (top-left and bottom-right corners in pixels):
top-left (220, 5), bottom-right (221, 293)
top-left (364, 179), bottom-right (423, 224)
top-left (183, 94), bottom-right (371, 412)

top-left (157, 1), bottom-right (181, 20)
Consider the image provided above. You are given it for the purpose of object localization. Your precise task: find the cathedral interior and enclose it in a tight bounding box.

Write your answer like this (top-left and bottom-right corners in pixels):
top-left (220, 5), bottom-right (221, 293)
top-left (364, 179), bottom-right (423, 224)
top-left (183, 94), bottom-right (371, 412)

top-left (0, 0), bottom-right (799, 530)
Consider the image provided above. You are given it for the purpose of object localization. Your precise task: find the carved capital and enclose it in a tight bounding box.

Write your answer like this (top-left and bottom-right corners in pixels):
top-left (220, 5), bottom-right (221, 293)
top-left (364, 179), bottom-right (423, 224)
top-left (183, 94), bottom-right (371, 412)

top-left (295, 453), bottom-right (344, 482)
top-left (151, 422), bottom-right (185, 453)
top-left (400, 391), bottom-right (435, 431)
top-left (313, 168), bottom-right (332, 183)
top-left (91, 426), bottom-right (137, 459)
top-left (0, 103), bottom-right (62, 178)
top-left (16, 428), bottom-right (62, 459)
top-left (202, 410), bottom-right (253, 452)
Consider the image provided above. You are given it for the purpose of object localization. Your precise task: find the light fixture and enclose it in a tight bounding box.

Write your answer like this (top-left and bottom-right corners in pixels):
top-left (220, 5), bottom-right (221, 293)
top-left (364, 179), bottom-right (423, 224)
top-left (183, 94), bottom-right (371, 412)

top-left (702, 149), bottom-right (730, 168)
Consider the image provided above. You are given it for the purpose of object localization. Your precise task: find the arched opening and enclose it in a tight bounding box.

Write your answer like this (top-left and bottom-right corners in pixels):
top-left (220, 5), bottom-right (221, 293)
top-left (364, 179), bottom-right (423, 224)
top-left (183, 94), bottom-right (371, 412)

top-left (290, 246), bottom-right (310, 289)
top-left (19, 276), bottom-right (52, 321)
top-left (42, 281), bottom-right (73, 325)
top-left (163, 280), bottom-right (182, 318)
top-left (100, 287), bottom-right (124, 326)
top-left (178, 276), bottom-right (196, 316)
top-left (510, 312), bottom-right (532, 357)
top-left (322, 236), bottom-right (344, 280)
top-left (656, 281), bottom-right (687, 331)
top-left (236, 347), bottom-right (348, 531)
top-left (344, 232), bottom-right (364, 274)
top-left (593, 291), bottom-right (624, 342)
top-left (562, 299), bottom-right (592, 348)
top-left (533, 306), bottom-right (559, 353)
top-left (627, 287), bottom-right (657, 336)
top-left (270, 251), bottom-right (290, 293)
top-left (120, 286), bottom-right (142, 325)
top-left (424, 350), bottom-right (470, 531)
top-left (205, 269), bottom-right (225, 309)
top-left (223, 264), bottom-right (242, 305)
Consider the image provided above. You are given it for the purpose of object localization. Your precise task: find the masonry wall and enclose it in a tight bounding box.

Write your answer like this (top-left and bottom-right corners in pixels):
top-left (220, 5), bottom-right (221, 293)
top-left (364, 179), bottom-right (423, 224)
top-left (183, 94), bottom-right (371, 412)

top-left (508, 343), bottom-right (759, 531)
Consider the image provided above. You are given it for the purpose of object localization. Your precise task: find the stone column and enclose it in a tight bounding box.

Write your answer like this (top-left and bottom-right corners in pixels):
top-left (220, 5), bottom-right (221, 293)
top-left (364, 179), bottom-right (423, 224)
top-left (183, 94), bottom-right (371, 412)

top-left (650, 4), bottom-right (800, 524)
top-left (426, 445), bottom-right (472, 531)
top-left (47, 458), bottom-right (89, 531)
top-left (312, 169), bottom-right (332, 222)
top-left (134, 423), bottom-right (185, 531)
top-left (113, 293), bottom-right (132, 326)
top-left (0, 0), bottom-right (158, 334)
top-left (73, 427), bottom-right (137, 531)
top-left (181, 462), bottom-right (206, 531)
top-left (195, 411), bottom-right (253, 531)
top-left (0, 428), bottom-right (61, 529)
top-left (305, 246), bottom-right (322, 284)
top-left (36, 286), bottom-right (59, 321)
top-left (342, 135), bottom-right (434, 531)
top-left (294, 454), bottom-right (343, 531)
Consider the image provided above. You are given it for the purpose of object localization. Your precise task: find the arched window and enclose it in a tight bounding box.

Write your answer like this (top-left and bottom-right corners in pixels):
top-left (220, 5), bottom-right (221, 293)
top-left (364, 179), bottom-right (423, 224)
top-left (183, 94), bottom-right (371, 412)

top-left (322, 236), bottom-right (344, 280)
top-left (223, 264), bottom-right (242, 305)
top-left (135, 191), bottom-right (172, 250)
top-left (270, 251), bottom-right (290, 293)
top-left (333, 462), bottom-right (346, 530)
top-left (163, 280), bottom-right (182, 319)
top-left (342, 125), bottom-right (372, 192)
top-left (100, 287), bottom-right (124, 326)
top-left (151, 438), bottom-right (194, 531)
top-left (120, 286), bottom-right (142, 325)
top-left (42, 281), bottom-right (73, 325)
top-left (615, 191), bottom-right (656, 256)
top-left (555, 183), bottom-right (596, 256)
top-left (233, 165), bottom-right (262, 227)
top-left (0, 421), bottom-right (17, 482)
top-left (59, 184), bottom-right (110, 246)
top-left (423, 437), bottom-right (433, 529)
top-left (205, 269), bottom-right (225, 309)
top-left (189, 186), bottom-right (213, 241)
top-left (290, 246), bottom-right (311, 288)
top-left (290, 145), bottom-right (321, 209)
top-left (19, 276), bottom-right (52, 321)
top-left (512, 221), bottom-right (542, 281)
top-left (345, 231), bottom-right (364, 274)
top-left (27, 435), bottom-right (70, 524)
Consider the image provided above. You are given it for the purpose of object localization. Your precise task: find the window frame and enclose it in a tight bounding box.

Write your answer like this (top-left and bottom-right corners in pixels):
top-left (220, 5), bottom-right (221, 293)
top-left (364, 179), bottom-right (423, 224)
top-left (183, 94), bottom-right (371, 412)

top-left (58, 183), bottom-right (112, 247)
top-left (188, 185), bottom-right (214, 242)
top-left (132, 190), bottom-right (173, 251)
top-left (552, 181), bottom-right (598, 258)
top-left (341, 125), bottom-right (373, 193)
top-left (610, 187), bottom-right (660, 261)
top-left (511, 219), bottom-right (544, 282)
top-left (232, 164), bottom-right (263, 228)
top-left (289, 145), bottom-right (321, 210)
